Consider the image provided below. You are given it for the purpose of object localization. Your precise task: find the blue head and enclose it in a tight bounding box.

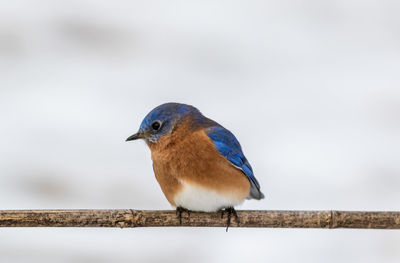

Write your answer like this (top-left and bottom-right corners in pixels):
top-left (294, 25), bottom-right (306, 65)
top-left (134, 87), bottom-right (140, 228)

top-left (126, 103), bottom-right (202, 143)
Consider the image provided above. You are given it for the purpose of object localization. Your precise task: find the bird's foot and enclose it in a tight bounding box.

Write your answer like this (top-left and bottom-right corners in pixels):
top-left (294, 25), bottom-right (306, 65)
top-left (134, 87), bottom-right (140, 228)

top-left (176, 206), bottom-right (191, 225)
top-left (221, 207), bottom-right (240, 232)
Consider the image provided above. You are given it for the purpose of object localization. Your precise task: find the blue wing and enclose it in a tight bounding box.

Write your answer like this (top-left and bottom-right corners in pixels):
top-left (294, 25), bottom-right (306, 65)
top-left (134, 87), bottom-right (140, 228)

top-left (205, 126), bottom-right (264, 200)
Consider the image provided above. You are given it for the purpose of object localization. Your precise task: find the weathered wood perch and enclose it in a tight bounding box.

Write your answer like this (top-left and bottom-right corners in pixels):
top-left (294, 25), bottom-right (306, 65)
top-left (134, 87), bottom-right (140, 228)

top-left (1, 210), bottom-right (400, 229)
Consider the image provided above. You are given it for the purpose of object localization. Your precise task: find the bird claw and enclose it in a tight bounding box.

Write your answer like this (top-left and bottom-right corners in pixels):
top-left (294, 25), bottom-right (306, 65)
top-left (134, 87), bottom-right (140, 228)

top-left (176, 206), bottom-right (190, 225)
top-left (221, 207), bottom-right (240, 232)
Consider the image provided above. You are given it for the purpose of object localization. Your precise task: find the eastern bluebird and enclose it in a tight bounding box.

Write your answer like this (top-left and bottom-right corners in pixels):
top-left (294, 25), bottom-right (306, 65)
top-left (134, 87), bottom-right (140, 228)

top-left (126, 103), bottom-right (264, 226)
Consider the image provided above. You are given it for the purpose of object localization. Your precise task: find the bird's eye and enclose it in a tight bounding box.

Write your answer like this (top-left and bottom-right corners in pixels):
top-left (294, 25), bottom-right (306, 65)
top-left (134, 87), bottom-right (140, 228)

top-left (151, 121), bottom-right (161, 131)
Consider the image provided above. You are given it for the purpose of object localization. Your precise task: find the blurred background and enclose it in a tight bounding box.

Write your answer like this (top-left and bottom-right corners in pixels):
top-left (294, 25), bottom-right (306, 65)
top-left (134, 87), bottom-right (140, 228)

top-left (1, 0), bottom-right (400, 262)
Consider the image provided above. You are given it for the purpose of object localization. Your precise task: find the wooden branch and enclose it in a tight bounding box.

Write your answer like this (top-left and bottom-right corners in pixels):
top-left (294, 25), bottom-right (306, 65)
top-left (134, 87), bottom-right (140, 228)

top-left (1, 210), bottom-right (400, 229)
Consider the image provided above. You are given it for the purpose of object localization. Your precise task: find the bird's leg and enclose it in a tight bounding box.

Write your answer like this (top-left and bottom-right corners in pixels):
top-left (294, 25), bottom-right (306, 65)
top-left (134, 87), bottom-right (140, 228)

top-left (176, 206), bottom-right (190, 225)
top-left (221, 207), bottom-right (240, 232)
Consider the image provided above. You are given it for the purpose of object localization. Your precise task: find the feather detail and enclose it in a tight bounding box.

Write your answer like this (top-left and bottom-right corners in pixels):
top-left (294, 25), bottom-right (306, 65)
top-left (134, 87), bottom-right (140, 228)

top-left (205, 126), bottom-right (265, 200)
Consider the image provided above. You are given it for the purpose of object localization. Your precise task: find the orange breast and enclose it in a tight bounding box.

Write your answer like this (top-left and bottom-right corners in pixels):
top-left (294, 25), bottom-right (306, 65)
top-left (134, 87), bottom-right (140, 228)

top-left (149, 121), bottom-right (250, 207)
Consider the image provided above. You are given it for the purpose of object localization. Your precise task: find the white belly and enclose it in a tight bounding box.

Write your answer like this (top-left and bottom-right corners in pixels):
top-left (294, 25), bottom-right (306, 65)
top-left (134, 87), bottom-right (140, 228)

top-left (173, 182), bottom-right (245, 212)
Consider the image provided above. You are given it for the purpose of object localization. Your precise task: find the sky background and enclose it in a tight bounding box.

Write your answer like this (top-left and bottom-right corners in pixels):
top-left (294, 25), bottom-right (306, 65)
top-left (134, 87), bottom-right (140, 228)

top-left (1, 1), bottom-right (400, 262)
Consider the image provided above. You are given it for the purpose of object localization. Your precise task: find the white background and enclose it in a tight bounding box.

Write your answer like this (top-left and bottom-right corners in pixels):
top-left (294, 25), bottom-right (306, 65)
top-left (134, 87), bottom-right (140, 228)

top-left (1, 1), bottom-right (400, 262)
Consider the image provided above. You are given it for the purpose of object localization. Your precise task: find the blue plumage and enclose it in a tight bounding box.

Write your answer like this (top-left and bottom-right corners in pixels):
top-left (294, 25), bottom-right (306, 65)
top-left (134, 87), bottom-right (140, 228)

top-left (205, 126), bottom-right (264, 200)
top-left (127, 102), bottom-right (265, 201)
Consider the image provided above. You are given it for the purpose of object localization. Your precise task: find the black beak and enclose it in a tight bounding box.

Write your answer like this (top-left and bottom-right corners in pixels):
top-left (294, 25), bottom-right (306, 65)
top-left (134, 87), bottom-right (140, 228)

top-left (126, 132), bottom-right (144, 141)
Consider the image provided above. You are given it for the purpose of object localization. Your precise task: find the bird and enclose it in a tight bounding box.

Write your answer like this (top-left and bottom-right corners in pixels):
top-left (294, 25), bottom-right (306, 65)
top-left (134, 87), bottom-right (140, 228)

top-left (126, 103), bottom-right (264, 228)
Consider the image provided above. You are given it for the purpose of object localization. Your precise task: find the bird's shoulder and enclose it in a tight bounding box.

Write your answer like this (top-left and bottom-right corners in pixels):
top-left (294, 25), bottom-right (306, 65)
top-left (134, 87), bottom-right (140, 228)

top-left (203, 124), bottom-right (249, 168)
top-left (204, 124), bottom-right (264, 200)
